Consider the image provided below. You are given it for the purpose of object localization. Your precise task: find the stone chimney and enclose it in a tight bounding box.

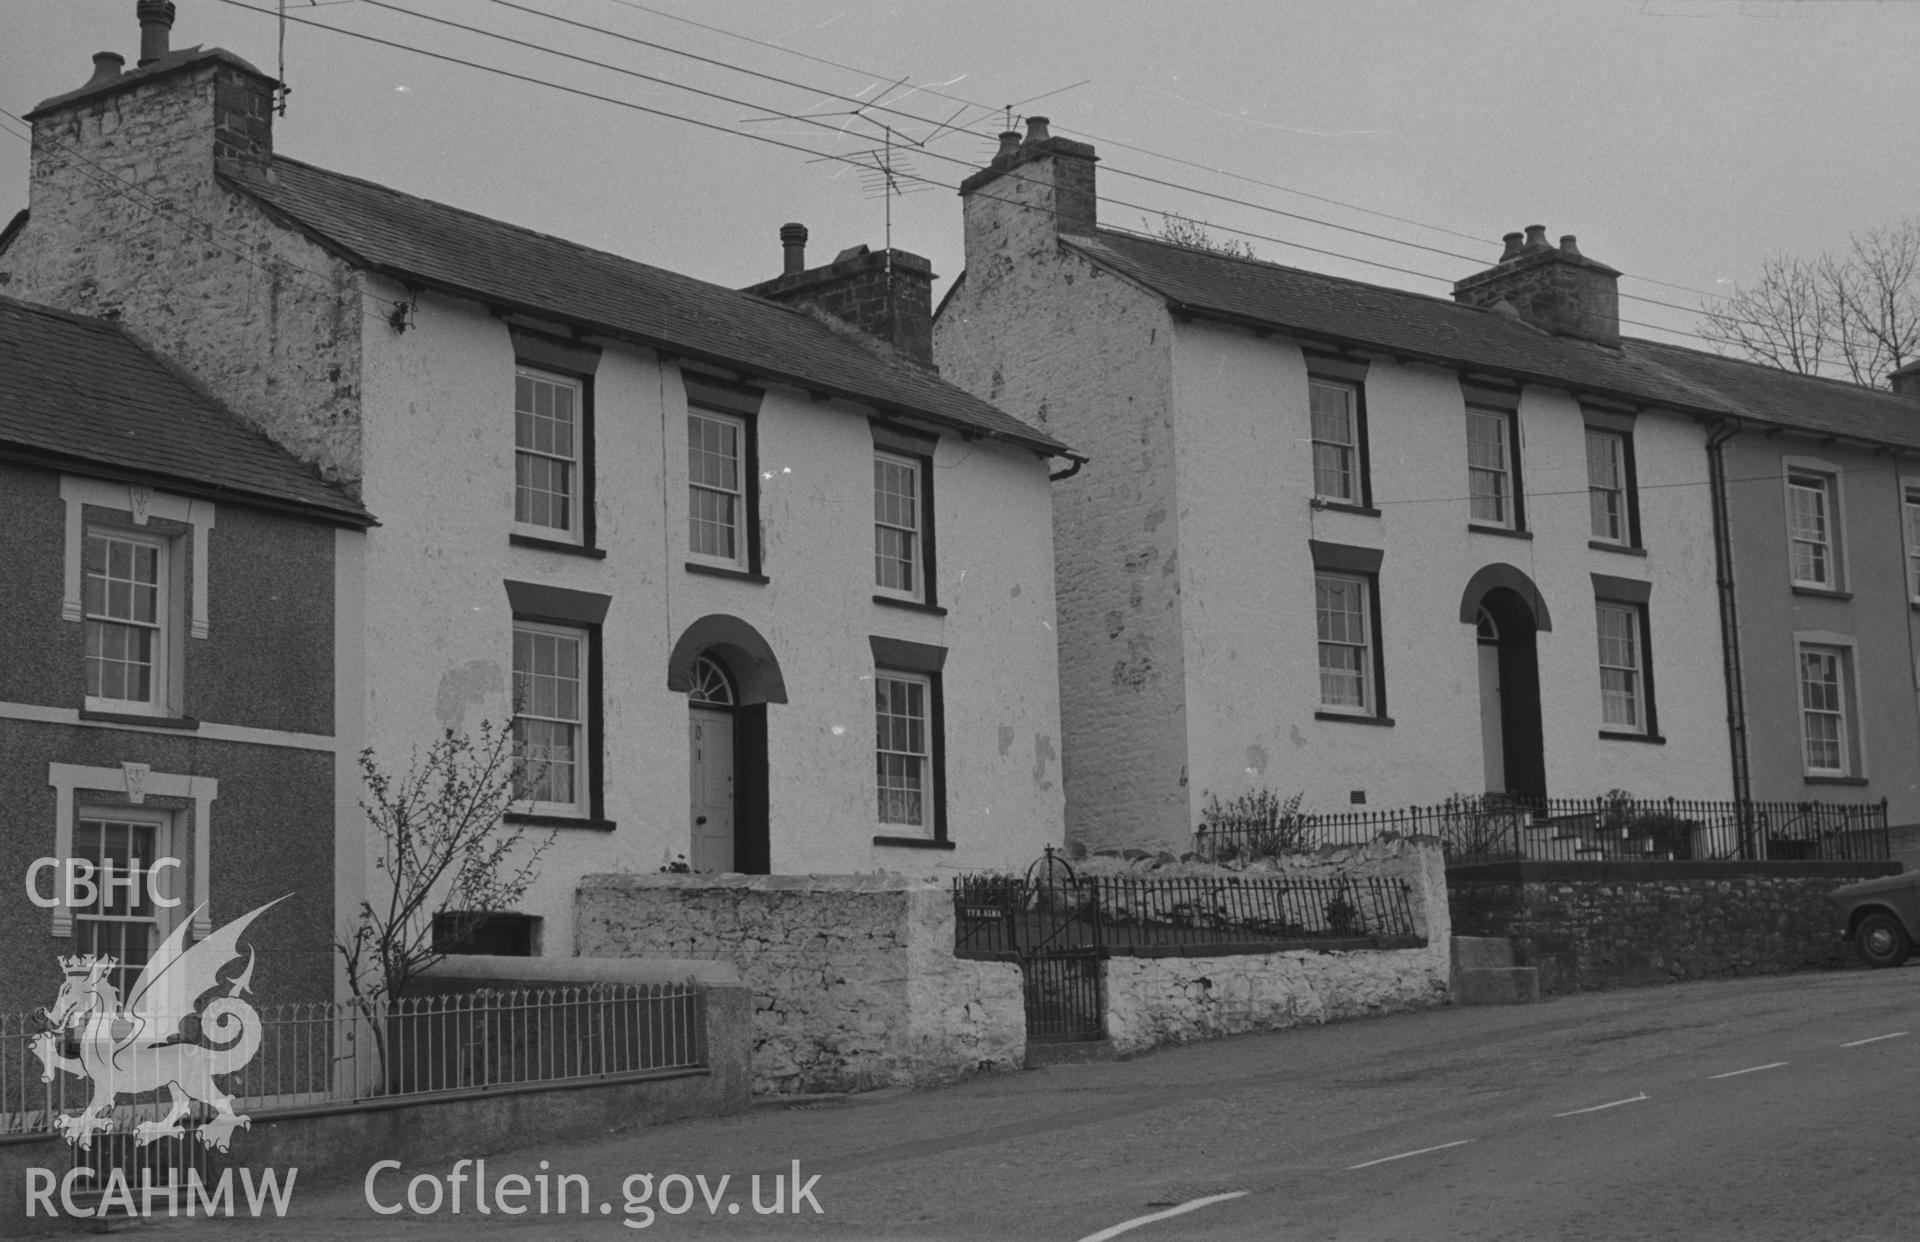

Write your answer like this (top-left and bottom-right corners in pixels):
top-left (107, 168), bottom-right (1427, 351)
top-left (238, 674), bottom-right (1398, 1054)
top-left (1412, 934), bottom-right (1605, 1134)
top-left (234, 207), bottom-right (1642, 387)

top-left (1890, 359), bottom-right (1920, 398)
top-left (1453, 225), bottom-right (1621, 345)
top-left (137, 0), bottom-right (176, 66)
top-left (744, 227), bottom-right (937, 367)
top-left (956, 115), bottom-right (1100, 276)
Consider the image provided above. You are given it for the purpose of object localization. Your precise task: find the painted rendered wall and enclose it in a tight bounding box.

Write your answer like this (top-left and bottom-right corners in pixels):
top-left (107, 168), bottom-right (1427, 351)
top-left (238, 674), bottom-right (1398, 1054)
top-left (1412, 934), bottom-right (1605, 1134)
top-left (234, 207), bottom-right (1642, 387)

top-left (355, 279), bottom-right (1065, 958)
top-left (1168, 323), bottom-right (1732, 830)
top-left (937, 221), bottom-right (1189, 854)
top-left (1721, 435), bottom-right (1920, 820)
top-left (0, 464), bottom-right (340, 1016)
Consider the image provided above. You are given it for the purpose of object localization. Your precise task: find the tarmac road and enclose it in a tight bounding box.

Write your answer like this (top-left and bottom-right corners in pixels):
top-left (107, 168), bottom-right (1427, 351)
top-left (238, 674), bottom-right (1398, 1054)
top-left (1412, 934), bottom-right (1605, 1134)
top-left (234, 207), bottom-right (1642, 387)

top-left (173, 962), bottom-right (1920, 1241)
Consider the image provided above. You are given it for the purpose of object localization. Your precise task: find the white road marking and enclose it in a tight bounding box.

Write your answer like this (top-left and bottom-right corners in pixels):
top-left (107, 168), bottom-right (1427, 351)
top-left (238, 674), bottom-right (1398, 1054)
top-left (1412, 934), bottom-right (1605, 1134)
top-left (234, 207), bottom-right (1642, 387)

top-left (1553, 1093), bottom-right (1648, 1117)
top-left (1841, 1031), bottom-right (1909, 1048)
top-left (1076, 1192), bottom-right (1250, 1242)
top-left (1709, 1061), bottom-right (1787, 1079)
top-left (1346, 1139), bottom-right (1472, 1170)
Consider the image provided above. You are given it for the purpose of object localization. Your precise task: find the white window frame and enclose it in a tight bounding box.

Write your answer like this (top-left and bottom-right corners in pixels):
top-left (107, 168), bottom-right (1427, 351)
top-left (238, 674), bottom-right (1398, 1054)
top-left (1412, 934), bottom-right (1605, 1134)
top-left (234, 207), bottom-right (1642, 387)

top-left (511, 620), bottom-right (590, 817)
top-left (45, 763), bottom-right (214, 939)
top-left (513, 365), bottom-right (583, 543)
top-left (1903, 481), bottom-right (1920, 604)
top-left (1595, 601), bottom-right (1647, 733)
top-left (1308, 379), bottom-right (1360, 505)
top-left (1466, 406), bottom-right (1516, 529)
top-left (1586, 429), bottom-right (1629, 545)
top-left (82, 527), bottom-right (171, 717)
top-left (1784, 463), bottom-right (1841, 590)
top-left (71, 806), bottom-right (177, 1000)
top-left (874, 669), bottom-right (931, 833)
top-left (687, 408), bottom-right (747, 569)
top-left (1795, 640), bottom-right (1857, 777)
top-left (1315, 571), bottom-right (1374, 715)
top-left (873, 451), bottom-right (925, 602)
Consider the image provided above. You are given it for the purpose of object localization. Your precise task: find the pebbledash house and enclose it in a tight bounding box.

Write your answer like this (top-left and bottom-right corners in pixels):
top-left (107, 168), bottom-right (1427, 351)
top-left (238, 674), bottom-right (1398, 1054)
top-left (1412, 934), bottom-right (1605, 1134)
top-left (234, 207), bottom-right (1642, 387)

top-left (0, 7), bottom-right (1075, 961)
top-left (935, 118), bottom-right (1920, 855)
top-left (0, 294), bottom-right (370, 1018)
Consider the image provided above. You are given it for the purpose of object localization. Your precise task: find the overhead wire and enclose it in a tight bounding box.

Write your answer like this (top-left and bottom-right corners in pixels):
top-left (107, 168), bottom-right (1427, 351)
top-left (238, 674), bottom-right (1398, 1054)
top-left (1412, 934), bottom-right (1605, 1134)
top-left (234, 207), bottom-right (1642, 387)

top-left (219, 0), bottom-right (1774, 355)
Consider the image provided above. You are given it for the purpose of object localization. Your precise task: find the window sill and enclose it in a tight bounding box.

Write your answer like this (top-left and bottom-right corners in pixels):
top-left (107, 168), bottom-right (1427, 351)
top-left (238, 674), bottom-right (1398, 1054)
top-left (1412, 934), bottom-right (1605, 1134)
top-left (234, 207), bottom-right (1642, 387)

top-left (1312, 500), bottom-right (1381, 518)
top-left (873, 835), bottom-right (955, 850)
top-left (1588, 541), bottom-right (1646, 557)
top-left (510, 533), bottom-right (606, 560)
top-left (1791, 584), bottom-right (1853, 601)
top-left (1468, 524), bottom-right (1532, 540)
top-left (1314, 710), bottom-right (1395, 728)
top-left (78, 709), bottom-right (199, 730)
top-left (1803, 774), bottom-right (1869, 787)
top-left (1598, 729), bottom-right (1666, 745)
top-left (503, 812), bottom-right (618, 831)
top-left (873, 595), bottom-right (948, 616)
top-left (685, 562), bottom-right (770, 585)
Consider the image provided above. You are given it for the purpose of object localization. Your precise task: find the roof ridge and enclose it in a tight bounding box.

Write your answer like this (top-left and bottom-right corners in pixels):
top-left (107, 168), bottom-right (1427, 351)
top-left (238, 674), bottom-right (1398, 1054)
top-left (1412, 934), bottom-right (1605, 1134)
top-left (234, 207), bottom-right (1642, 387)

top-left (1625, 331), bottom-right (1919, 403)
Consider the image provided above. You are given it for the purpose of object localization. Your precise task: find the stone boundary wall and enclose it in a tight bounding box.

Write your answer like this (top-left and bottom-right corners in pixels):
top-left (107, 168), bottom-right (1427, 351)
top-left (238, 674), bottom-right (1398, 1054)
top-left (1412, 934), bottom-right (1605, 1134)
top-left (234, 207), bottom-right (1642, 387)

top-left (1092, 837), bottom-right (1453, 1052)
top-left (1448, 859), bottom-right (1903, 993)
top-left (575, 874), bottom-right (1024, 1095)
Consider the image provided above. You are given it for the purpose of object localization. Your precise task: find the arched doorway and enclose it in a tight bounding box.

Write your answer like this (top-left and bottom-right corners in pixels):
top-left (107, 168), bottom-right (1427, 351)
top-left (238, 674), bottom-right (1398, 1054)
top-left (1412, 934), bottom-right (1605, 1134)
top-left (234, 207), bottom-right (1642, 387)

top-left (1459, 566), bottom-right (1551, 803)
top-left (668, 616), bottom-right (785, 876)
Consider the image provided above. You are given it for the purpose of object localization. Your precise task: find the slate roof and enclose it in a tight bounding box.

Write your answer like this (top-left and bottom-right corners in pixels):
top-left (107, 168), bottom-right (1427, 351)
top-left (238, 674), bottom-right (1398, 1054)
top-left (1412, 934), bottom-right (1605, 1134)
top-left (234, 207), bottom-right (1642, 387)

top-left (223, 158), bottom-right (1071, 458)
top-left (0, 296), bottom-right (371, 524)
top-left (1067, 231), bottom-right (1920, 451)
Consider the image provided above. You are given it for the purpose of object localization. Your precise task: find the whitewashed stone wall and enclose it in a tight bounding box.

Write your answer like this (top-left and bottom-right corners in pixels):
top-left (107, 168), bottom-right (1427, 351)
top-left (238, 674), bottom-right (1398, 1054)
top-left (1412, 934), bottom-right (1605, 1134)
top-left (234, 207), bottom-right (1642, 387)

top-left (575, 873), bottom-right (1025, 1094)
top-left (1094, 837), bottom-right (1452, 1054)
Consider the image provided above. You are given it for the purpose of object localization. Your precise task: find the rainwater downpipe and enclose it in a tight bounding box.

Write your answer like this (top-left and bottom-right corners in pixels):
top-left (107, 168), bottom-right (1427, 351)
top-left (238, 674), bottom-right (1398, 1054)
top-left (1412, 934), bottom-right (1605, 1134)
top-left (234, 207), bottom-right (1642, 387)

top-left (1706, 418), bottom-right (1754, 849)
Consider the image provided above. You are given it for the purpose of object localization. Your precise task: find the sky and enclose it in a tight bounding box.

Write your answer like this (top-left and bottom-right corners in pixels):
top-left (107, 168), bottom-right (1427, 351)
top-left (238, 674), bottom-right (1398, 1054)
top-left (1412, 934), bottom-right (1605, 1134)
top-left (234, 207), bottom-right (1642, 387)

top-left (2, 0), bottom-right (1918, 359)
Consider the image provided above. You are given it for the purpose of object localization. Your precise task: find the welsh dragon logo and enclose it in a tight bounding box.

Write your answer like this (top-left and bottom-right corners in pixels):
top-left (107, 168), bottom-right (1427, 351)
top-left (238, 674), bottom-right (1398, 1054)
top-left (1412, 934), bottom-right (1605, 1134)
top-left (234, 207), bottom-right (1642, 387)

top-left (31, 897), bottom-right (286, 1153)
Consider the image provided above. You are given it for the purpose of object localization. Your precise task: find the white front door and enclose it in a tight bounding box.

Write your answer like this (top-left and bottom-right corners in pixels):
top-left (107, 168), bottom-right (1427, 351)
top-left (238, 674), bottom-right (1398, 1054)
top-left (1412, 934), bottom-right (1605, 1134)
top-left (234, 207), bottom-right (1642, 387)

top-left (1478, 643), bottom-right (1506, 794)
top-left (689, 708), bottom-right (735, 873)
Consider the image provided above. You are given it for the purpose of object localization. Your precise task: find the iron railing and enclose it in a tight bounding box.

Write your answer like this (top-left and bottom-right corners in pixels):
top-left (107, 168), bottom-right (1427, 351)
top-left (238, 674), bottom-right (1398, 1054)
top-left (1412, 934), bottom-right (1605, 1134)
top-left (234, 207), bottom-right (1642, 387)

top-left (953, 873), bottom-right (1422, 960)
top-left (1192, 795), bottom-right (1891, 866)
top-left (0, 982), bottom-right (705, 1140)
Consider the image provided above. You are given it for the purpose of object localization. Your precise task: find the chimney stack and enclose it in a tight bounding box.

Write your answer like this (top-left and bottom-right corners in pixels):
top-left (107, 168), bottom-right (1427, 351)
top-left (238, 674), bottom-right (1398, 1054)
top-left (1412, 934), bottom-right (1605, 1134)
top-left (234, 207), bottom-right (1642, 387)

top-left (1453, 224), bottom-right (1621, 345)
top-left (137, 0), bottom-right (176, 67)
top-left (1891, 359), bottom-right (1920, 398)
top-left (85, 52), bottom-right (126, 89)
top-left (779, 222), bottom-right (808, 276)
top-left (745, 232), bottom-right (937, 368)
top-left (957, 114), bottom-right (1099, 240)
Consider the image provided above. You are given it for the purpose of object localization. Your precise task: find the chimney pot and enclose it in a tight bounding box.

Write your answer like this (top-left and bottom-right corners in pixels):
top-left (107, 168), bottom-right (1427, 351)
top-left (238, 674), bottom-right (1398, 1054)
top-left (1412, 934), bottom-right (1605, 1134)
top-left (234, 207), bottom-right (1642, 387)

top-left (86, 52), bottom-right (126, 87)
top-left (1024, 116), bottom-right (1052, 144)
top-left (136, 0), bottom-right (176, 67)
top-left (1559, 234), bottom-right (1582, 257)
top-left (1890, 359), bottom-right (1920, 398)
top-left (779, 222), bottom-right (808, 276)
top-left (994, 130), bottom-right (1022, 163)
top-left (1499, 232), bottom-right (1524, 262)
top-left (1523, 224), bottom-right (1549, 252)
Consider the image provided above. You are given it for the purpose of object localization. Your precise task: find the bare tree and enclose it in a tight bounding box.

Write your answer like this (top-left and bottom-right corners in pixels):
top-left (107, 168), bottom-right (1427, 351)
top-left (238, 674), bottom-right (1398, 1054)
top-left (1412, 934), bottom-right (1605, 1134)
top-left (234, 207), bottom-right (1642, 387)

top-left (1150, 212), bottom-right (1257, 260)
top-left (1700, 219), bottom-right (1920, 387)
top-left (338, 717), bottom-right (555, 1026)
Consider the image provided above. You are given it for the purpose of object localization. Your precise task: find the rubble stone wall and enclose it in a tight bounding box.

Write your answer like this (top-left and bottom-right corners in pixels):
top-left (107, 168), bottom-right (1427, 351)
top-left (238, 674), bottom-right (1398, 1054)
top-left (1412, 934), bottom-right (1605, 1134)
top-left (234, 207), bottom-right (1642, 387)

top-left (575, 873), bottom-right (1024, 1095)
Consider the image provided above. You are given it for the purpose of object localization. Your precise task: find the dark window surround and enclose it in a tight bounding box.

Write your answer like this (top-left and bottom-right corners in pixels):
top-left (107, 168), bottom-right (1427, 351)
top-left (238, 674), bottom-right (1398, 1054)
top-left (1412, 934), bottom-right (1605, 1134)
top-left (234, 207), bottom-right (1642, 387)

top-left (511, 533), bottom-right (607, 560)
top-left (1589, 541), bottom-right (1646, 557)
top-left (1303, 354), bottom-right (1375, 511)
top-left (684, 372), bottom-right (765, 578)
top-left (874, 595), bottom-right (948, 616)
top-left (869, 635), bottom-right (948, 845)
top-left (1582, 410), bottom-right (1643, 550)
top-left (511, 327), bottom-right (602, 555)
top-left (1461, 380), bottom-right (1526, 534)
top-left (872, 444), bottom-right (939, 608)
top-left (504, 580), bottom-right (612, 828)
top-left (1309, 542), bottom-right (1388, 723)
top-left (1791, 585), bottom-right (1853, 602)
top-left (685, 562), bottom-right (770, 585)
top-left (1592, 575), bottom-right (1659, 743)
